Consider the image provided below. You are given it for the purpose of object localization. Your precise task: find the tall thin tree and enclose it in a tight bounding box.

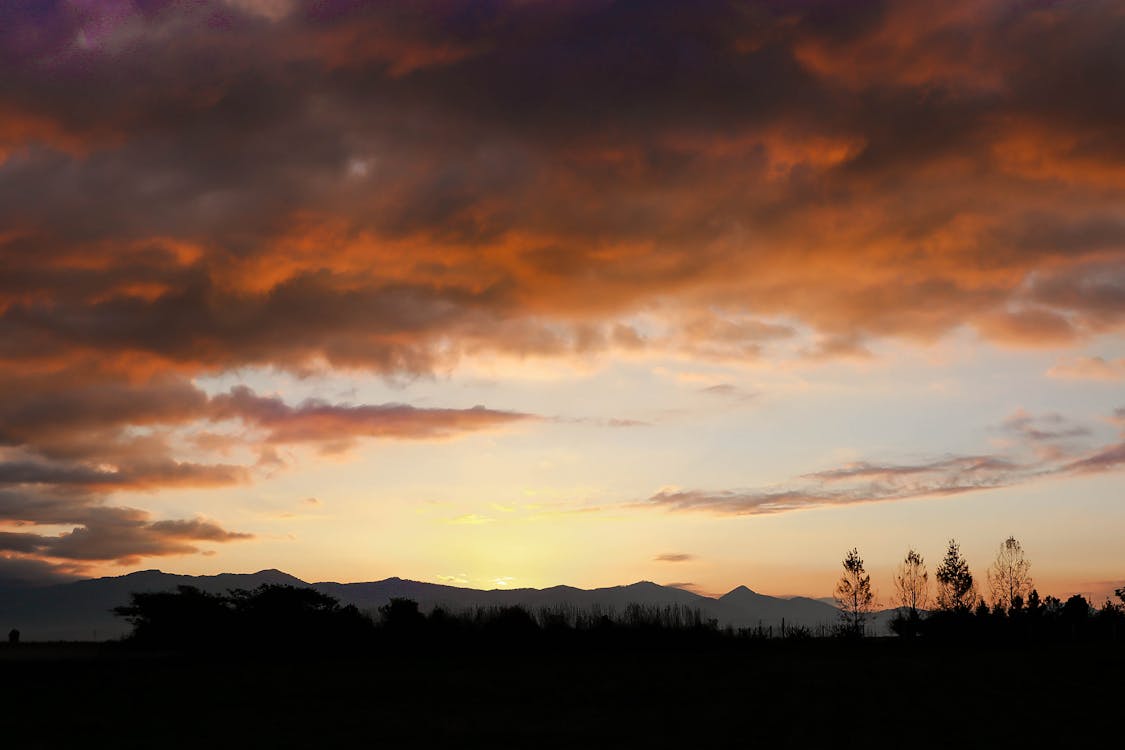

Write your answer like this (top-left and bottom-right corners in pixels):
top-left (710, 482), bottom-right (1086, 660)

top-left (893, 548), bottom-right (929, 618)
top-left (834, 547), bottom-right (876, 636)
top-left (935, 539), bottom-right (976, 612)
top-left (987, 536), bottom-right (1033, 611)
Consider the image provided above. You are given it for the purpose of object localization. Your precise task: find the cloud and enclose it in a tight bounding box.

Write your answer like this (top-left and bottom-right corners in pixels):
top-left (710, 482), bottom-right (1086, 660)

top-left (0, 367), bottom-right (530, 567)
top-left (0, 506), bottom-right (251, 565)
top-left (1064, 442), bottom-right (1125, 474)
top-left (0, 555), bottom-right (82, 588)
top-left (649, 408), bottom-right (1125, 516)
top-left (1047, 356), bottom-right (1125, 381)
top-left (654, 553), bottom-right (696, 563)
top-left (1, 0), bottom-right (1123, 380)
top-left (37, 510), bottom-right (252, 564)
top-left (557, 416), bottom-right (650, 428)
top-left (699, 384), bottom-right (757, 402)
top-left (652, 458), bottom-right (1020, 515)
top-left (999, 410), bottom-right (1090, 444)
top-left (2, 1), bottom-right (1125, 566)
top-left (606, 418), bottom-right (649, 428)
top-left (209, 385), bottom-right (533, 448)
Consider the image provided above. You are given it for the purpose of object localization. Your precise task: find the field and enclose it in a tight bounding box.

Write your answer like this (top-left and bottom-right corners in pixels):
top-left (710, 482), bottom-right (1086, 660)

top-left (2, 639), bottom-right (1120, 747)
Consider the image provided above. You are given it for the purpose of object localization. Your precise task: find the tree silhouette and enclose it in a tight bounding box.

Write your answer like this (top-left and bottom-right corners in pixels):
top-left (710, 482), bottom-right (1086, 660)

top-left (935, 539), bottom-right (976, 612)
top-left (113, 585), bottom-right (232, 645)
top-left (113, 584), bottom-right (372, 648)
top-left (1026, 588), bottom-right (1041, 615)
top-left (893, 548), bottom-right (929, 616)
top-left (379, 597), bottom-right (425, 633)
top-left (987, 536), bottom-right (1033, 611)
top-left (833, 548), bottom-right (876, 636)
top-left (229, 584), bottom-right (370, 645)
top-left (890, 548), bottom-right (929, 637)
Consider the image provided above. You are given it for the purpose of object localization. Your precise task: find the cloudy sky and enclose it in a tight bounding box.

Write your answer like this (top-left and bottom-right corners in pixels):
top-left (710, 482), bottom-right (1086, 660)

top-left (1, 0), bottom-right (1123, 599)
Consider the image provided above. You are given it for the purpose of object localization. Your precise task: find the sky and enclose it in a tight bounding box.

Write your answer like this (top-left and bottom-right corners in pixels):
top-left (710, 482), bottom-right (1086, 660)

top-left (1, 0), bottom-right (1123, 602)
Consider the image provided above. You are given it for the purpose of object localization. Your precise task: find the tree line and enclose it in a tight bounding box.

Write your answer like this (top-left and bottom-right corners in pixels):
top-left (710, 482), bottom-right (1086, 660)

top-left (834, 537), bottom-right (1125, 641)
top-left (111, 585), bottom-right (733, 650)
top-left (107, 540), bottom-right (1122, 649)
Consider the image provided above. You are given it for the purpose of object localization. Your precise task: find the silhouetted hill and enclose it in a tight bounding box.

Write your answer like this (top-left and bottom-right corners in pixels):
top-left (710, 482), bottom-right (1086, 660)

top-left (0, 569), bottom-right (307, 640)
top-left (0, 569), bottom-right (864, 641)
top-left (715, 586), bottom-right (841, 628)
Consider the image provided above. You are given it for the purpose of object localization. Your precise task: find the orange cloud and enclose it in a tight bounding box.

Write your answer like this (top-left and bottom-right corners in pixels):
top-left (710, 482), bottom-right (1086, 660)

top-left (209, 385), bottom-right (533, 447)
top-left (1, 0), bottom-right (1124, 568)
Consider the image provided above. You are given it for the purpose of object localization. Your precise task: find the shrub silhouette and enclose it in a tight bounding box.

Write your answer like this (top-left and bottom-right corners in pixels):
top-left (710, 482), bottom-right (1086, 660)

top-left (114, 584), bottom-right (372, 649)
top-left (114, 585), bottom-right (233, 646)
top-left (379, 597), bottom-right (426, 634)
top-left (229, 584), bottom-right (371, 646)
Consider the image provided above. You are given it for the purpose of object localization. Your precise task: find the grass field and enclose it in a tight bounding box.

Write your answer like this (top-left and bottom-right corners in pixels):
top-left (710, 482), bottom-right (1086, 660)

top-left (1, 639), bottom-right (1120, 747)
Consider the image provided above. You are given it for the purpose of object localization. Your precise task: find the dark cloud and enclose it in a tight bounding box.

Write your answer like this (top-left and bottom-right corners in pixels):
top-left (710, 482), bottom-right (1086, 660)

top-left (0, 482), bottom-right (252, 567)
top-left (1, 1), bottom-right (1125, 565)
top-left (0, 0), bottom-right (1122, 377)
top-left (43, 510), bottom-right (253, 565)
top-left (0, 555), bottom-right (82, 588)
top-left (0, 507), bottom-right (252, 565)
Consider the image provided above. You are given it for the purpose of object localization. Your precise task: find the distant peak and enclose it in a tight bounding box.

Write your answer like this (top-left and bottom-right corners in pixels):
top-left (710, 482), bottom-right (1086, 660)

top-left (249, 569), bottom-right (308, 584)
top-left (724, 585), bottom-right (759, 596)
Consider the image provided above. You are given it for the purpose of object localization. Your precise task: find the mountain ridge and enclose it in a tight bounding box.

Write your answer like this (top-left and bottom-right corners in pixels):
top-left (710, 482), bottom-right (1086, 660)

top-left (0, 568), bottom-right (897, 641)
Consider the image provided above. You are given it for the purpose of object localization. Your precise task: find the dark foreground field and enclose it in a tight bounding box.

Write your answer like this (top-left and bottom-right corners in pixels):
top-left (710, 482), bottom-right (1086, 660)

top-left (1, 639), bottom-right (1121, 748)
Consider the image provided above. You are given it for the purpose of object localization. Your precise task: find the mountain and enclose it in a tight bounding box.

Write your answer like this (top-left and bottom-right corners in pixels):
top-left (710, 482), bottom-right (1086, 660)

top-left (0, 568), bottom-right (308, 641)
top-left (0, 569), bottom-right (861, 641)
top-left (712, 586), bottom-right (841, 630)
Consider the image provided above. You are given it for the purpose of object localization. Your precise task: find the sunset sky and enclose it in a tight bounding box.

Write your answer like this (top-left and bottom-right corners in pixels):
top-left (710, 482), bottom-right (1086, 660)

top-left (1, 0), bottom-right (1123, 601)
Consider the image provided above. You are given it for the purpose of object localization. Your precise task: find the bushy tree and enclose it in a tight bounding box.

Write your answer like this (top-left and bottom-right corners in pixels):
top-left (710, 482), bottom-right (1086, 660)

top-left (113, 585), bottom-right (233, 645)
top-left (834, 548), bottom-right (876, 636)
top-left (987, 536), bottom-right (1033, 611)
top-left (114, 584), bottom-right (372, 648)
top-left (935, 539), bottom-right (976, 612)
top-left (379, 597), bottom-right (425, 632)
